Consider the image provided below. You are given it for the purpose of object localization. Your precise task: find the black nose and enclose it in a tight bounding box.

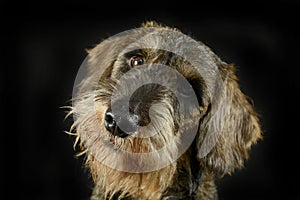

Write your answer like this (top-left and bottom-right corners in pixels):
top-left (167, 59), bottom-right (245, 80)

top-left (104, 108), bottom-right (139, 138)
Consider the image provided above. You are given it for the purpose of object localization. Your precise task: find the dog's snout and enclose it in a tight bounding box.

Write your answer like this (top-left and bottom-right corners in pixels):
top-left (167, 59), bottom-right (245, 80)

top-left (104, 108), bottom-right (139, 138)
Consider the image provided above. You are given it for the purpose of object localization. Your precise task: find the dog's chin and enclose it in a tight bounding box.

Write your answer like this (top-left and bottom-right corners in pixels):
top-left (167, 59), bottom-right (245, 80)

top-left (89, 156), bottom-right (176, 200)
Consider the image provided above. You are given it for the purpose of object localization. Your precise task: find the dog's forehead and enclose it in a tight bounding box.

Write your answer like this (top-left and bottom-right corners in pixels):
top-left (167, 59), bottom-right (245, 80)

top-left (89, 25), bottom-right (220, 69)
top-left (87, 26), bottom-right (225, 96)
top-left (119, 28), bottom-right (188, 56)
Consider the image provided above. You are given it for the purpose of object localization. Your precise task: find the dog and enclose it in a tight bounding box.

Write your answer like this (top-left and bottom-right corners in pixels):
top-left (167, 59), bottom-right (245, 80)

top-left (67, 21), bottom-right (261, 200)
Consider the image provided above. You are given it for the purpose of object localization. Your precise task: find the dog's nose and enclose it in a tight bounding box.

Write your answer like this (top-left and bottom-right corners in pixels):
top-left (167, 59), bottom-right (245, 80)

top-left (104, 108), bottom-right (139, 138)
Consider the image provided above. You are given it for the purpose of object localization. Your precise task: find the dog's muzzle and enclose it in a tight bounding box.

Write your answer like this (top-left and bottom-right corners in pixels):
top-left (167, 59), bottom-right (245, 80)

top-left (104, 108), bottom-right (140, 138)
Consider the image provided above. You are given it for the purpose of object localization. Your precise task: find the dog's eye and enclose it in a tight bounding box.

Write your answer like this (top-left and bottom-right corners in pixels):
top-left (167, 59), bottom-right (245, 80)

top-left (130, 55), bottom-right (145, 67)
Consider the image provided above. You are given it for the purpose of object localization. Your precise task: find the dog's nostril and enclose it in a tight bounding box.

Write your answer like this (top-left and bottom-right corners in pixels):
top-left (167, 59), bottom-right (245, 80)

top-left (105, 112), bottom-right (114, 124)
top-left (104, 110), bottom-right (116, 133)
top-left (104, 109), bottom-right (139, 138)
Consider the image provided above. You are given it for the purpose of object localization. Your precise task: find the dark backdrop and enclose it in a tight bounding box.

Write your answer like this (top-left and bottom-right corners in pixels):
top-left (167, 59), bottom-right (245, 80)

top-left (1, 2), bottom-right (299, 200)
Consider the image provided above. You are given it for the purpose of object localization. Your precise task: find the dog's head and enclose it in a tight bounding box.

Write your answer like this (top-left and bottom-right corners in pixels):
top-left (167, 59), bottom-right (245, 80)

top-left (69, 21), bottom-right (261, 199)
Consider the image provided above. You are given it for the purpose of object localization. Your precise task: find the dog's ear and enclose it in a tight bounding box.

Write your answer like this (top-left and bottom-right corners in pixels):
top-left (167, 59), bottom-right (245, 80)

top-left (197, 63), bottom-right (261, 177)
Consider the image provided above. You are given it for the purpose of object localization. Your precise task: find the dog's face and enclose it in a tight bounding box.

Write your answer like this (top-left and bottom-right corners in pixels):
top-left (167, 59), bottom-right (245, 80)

top-left (69, 22), bottom-right (261, 199)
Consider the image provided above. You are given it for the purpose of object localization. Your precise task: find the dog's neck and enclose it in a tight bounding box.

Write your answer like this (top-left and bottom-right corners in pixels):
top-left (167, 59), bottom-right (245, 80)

top-left (160, 143), bottom-right (218, 200)
top-left (91, 146), bottom-right (218, 200)
top-left (91, 172), bottom-right (217, 200)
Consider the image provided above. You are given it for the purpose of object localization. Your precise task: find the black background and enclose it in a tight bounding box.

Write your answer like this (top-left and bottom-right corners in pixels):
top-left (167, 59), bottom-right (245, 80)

top-left (1, 1), bottom-right (300, 200)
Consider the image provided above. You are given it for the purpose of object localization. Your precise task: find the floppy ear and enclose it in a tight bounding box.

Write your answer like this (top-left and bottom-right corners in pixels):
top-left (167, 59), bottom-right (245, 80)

top-left (197, 63), bottom-right (261, 177)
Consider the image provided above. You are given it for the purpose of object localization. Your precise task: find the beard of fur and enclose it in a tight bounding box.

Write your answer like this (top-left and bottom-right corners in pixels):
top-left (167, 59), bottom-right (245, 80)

top-left (70, 87), bottom-right (178, 199)
top-left (89, 157), bottom-right (176, 200)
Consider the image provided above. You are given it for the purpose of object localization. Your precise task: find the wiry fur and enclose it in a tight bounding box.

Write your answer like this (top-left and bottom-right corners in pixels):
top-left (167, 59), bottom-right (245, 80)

top-left (67, 21), bottom-right (261, 200)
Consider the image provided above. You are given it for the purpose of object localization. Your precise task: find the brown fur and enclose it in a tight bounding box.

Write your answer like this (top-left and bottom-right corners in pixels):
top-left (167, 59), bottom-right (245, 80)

top-left (67, 21), bottom-right (261, 200)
